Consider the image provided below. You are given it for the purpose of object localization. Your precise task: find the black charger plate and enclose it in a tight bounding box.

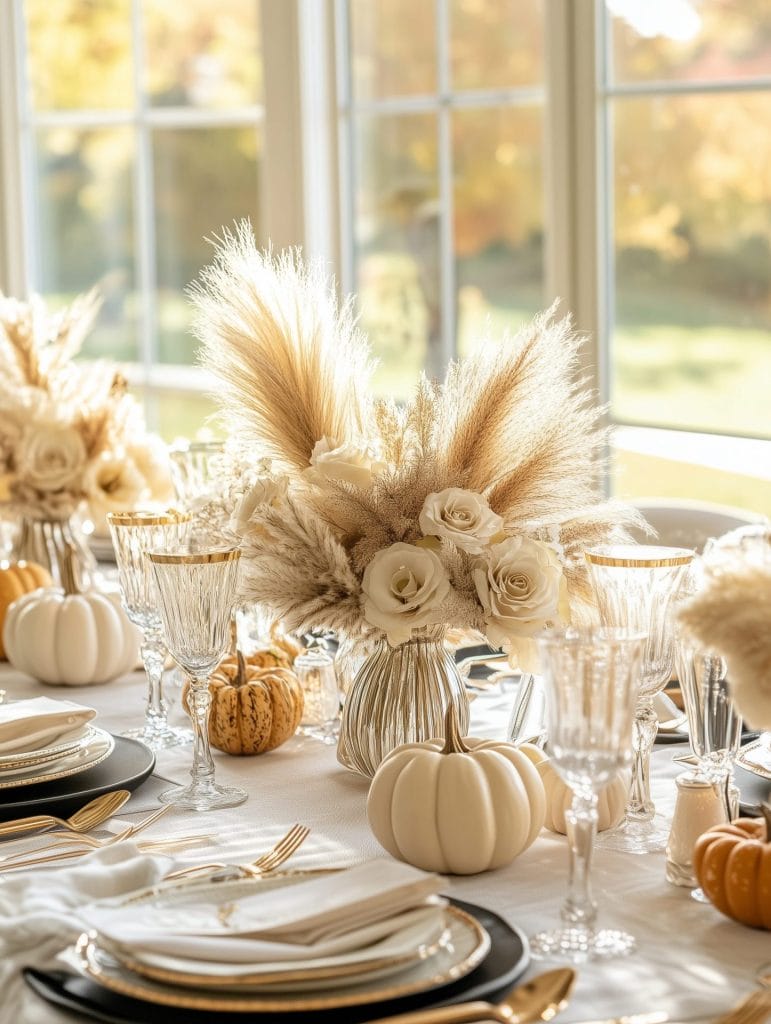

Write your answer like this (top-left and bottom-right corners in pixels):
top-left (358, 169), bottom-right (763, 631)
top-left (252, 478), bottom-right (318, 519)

top-left (23, 898), bottom-right (528, 1024)
top-left (0, 736), bottom-right (155, 821)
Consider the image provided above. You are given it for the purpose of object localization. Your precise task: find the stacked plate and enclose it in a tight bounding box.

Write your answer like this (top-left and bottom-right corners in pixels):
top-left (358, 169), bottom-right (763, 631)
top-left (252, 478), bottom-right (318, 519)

top-left (0, 697), bottom-right (114, 790)
top-left (62, 860), bottom-right (526, 1017)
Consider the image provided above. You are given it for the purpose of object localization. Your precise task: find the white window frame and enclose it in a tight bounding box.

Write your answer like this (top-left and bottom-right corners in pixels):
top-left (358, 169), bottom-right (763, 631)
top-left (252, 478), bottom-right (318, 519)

top-left (0, 0), bottom-right (309, 428)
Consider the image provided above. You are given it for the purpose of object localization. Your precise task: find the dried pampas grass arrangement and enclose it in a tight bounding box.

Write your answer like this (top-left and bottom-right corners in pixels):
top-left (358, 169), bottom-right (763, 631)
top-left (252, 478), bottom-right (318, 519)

top-left (679, 561), bottom-right (771, 729)
top-left (193, 222), bottom-right (640, 659)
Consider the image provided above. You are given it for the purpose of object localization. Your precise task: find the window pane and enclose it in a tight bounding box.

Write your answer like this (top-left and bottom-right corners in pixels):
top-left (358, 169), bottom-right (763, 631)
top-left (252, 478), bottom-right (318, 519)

top-left (153, 126), bottom-right (261, 364)
top-left (612, 93), bottom-right (771, 439)
top-left (453, 106), bottom-right (544, 356)
top-left (142, 0), bottom-right (262, 108)
top-left (34, 127), bottom-right (138, 361)
top-left (24, 0), bottom-right (133, 111)
top-left (355, 114), bottom-right (439, 395)
top-left (609, 0), bottom-right (771, 84)
top-left (451, 0), bottom-right (544, 90)
top-left (349, 0), bottom-right (436, 100)
top-left (148, 390), bottom-right (222, 442)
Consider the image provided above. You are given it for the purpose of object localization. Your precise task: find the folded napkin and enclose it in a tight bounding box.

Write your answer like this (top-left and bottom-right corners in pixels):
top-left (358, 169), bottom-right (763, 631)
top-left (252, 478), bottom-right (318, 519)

top-left (0, 697), bottom-right (96, 755)
top-left (83, 859), bottom-right (445, 966)
top-left (0, 844), bottom-right (168, 1024)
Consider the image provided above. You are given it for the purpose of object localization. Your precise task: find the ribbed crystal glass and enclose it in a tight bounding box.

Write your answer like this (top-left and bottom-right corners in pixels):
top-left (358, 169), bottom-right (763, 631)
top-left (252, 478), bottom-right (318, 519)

top-left (107, 510), bottom-right (192, 750)
top-left (530, 627), bottom-right (645, 962)
top-left (676, 646), bottom-right (742, 779)
top-left (169, 441), bottom-right (226, 508)
top-left (587, 544), bottom-right (693, 854)
top-left (149, 548), bottom-right (246, 810)
top-left (337, 626), bottom-right (470, 778)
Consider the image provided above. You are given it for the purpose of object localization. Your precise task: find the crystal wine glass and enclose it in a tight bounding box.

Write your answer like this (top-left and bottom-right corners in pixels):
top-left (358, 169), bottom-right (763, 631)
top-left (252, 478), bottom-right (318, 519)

top-left (107, 510), bottom-right (193, 749)
top-left (148, 548), bottom-right (247, 810)
top-left (586, 545), bottom-right (693, 854)
top-left (530, 627), bottom-right (645, 962)
top-left (169, 441), bottom-right (226, 509)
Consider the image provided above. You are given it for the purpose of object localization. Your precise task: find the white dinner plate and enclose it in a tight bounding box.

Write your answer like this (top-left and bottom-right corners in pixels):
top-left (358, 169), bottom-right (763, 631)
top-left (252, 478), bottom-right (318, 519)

top-left (0, 728), bottom-right (115, 789)
top-left (0, 726), bottom-right (96, 774)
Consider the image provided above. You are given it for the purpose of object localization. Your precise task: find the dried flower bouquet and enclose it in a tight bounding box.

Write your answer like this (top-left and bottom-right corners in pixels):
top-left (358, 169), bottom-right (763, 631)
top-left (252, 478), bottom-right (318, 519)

top-left (0, 290), bottom-right (171, 525)
top-left (194, 223), bottom-right (639, 667)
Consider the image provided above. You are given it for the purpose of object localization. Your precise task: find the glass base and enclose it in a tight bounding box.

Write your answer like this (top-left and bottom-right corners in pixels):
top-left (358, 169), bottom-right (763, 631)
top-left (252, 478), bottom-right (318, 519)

top-left (122, 723), bottom-right (193, 750)
top-left (530, 926), bottom-right (636, 963)
top-left (691, 887), bottom-right (710, 904)
top-left (300, 721), bottom-right (340, 746)
top-left (159, 779), bottom-right (248, 811)
top-left (596, 814), bottom-right (669, 854)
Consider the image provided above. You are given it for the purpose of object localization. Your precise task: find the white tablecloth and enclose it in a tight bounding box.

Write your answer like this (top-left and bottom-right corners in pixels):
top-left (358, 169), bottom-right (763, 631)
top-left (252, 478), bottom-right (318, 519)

top-left (0, 665), bottom-right (768, 1024)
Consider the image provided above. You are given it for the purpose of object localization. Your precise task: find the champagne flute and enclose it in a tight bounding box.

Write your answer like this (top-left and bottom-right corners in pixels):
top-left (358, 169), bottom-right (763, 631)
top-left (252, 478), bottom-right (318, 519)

top-left (530, 627), bottom-right (645, 962)
top-left (586, 545), bottom-right (693, 853)
top-left (148, 548), bottom-right (247, 810)
top-left (107, 510), bottom-right (193, 749)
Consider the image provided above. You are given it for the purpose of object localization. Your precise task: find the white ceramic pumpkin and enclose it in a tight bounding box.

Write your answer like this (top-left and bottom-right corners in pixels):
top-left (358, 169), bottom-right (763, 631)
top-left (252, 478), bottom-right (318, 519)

top-left (3, 587), bottom-right (139, 686)
top-left (518, 743), bottom-right (628, 834)
top-left (367, 705), bottom-right (546, 875)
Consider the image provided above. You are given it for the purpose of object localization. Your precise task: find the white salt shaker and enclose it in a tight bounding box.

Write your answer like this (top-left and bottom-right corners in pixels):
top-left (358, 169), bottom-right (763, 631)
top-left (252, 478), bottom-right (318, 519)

top-left (666, 771), bottom-right (728, 887)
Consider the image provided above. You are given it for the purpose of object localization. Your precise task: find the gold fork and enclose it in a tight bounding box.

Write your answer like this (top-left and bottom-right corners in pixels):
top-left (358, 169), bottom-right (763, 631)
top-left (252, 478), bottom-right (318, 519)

top-left (161, 822), bottom-right (310, 882)
top-left (0, 804), bottom-right (171, 870)
top-left (713, 989), bottom-right (771, 1024)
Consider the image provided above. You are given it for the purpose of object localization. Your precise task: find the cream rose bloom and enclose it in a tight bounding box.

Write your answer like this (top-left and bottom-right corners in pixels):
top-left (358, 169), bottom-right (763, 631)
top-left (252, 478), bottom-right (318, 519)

top-left (305, 436), bottom-right (386, 489)
top-left (231, 474), bottom-right (289, 535)
top-left (419, 488), bottom-right (503, 554)
top-left (362, 542), bottom-right (451, 645)
top-left (85, 453), bottom-right (145, 522)
top-left (128, 435), bottom-right (173, 502)
top-left (474, 536), bottom-right (567, 650)
top-left (16, 423), bottom-right (87, 493)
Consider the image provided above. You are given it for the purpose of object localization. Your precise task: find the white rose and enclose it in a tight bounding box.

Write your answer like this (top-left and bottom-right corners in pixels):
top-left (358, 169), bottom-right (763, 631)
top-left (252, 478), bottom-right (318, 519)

top-left (128, 435), bottom-right (173, 502)
top-left (362, 542), bottom-right (451, 645)
top-left (231, 474), bottom-right (289, 535)
top-left (16, 423), bottom-right (87, 493)
top-left (419, 488), bottom-right (503, 554)
top-left (305, 436), bottom-right (386, 489)
top-left (85, 453), bottom-right (146, 527)
top-left (474, 536), bottom-right (567, 649)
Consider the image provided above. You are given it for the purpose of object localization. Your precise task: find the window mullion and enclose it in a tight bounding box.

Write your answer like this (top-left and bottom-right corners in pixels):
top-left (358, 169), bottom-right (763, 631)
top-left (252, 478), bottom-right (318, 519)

top-left (436, 0), bottom-right (456, 365)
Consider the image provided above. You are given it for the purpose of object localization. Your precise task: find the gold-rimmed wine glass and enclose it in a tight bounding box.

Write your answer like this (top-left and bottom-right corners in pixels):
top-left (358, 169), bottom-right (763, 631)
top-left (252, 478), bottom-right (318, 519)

top-left (586, 545), bottom-right (693, 854)
top-left (530, 627), bottom-right (645, 962)
top-left (107, 510), bottom-right (193, 750)
top-left (169, 440), bottom-right (226, 509)
top-left (148, 548), bottom-right (247, 810)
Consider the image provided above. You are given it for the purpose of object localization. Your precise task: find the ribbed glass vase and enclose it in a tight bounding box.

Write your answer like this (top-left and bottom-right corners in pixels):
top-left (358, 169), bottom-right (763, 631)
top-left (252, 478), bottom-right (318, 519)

top-left (337, 625), bottom-right (470, 778)
top-left (14, 515), bottom-right (96, 589)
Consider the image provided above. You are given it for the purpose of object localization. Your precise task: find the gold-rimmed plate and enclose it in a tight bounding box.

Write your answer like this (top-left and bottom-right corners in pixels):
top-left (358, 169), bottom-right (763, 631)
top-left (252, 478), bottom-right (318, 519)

top-left (0, 728), bottom-right (115, 790)
top-left (69, 902), bottom-right (489, 1012)
top-left (0, 726), bottom-right (96, 774)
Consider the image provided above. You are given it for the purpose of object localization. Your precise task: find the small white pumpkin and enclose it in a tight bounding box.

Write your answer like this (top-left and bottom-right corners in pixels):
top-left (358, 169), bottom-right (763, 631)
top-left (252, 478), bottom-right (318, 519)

top-left (367, 705), bottom-right (546, 875)
top-left (3, 587), bottom-right (139, 686)
top-left (518, 743), bottom-right (628, 834)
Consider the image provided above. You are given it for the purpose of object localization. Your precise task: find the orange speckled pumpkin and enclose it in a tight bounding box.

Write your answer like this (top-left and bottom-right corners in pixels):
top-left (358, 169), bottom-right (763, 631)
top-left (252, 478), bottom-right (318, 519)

top-left (0, 561), bottom-right (52, 659)
top-left (693, 805), bottom-right (771, 930)
top-left (247, 645), bottom-right (295, 671)
top-left (199, 652), bottom-right (304, 756)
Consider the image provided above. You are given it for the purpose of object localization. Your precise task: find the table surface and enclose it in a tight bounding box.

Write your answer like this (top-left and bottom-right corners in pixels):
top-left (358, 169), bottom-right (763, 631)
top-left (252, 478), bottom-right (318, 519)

top-left (0, 664), bottom-right (768, 1024)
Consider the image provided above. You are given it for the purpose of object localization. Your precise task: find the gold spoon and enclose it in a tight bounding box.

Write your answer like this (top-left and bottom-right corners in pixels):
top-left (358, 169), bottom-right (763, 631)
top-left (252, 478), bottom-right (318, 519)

top-left (0, 790), bottom-right (131, 840)
top-left (366, 966), bottom-right (576, 1024)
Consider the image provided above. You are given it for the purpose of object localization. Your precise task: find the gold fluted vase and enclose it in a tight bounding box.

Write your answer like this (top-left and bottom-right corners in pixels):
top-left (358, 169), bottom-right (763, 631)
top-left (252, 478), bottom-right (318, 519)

top-left (337, 625), bottom-right (470, 778)
top-left (15, 515), bottom-right (96, 589)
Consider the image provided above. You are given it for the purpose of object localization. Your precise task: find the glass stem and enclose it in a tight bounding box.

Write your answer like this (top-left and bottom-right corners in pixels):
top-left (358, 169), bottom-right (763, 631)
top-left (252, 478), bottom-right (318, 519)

top-left (562, 789), bottom-right (599, 931)
top-left (140, 633), bottom-right (169, 734)
top-left (628, 697), bottom-right (657, 821)
top-left (188, 675), bottom-right (216, 787)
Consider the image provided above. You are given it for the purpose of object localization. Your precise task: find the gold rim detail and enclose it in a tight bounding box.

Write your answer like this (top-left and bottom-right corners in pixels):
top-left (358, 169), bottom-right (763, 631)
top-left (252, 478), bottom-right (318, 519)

top-left (147, 549), bottom-right (241, 565)
top-left (107, 510), bottom-right (191, 526)
top-left (585, 546), bottom-right (694, 568)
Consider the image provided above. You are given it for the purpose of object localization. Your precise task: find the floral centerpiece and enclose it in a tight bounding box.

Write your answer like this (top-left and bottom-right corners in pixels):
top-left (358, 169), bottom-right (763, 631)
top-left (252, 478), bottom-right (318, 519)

top-left (0, 289), bottom-right (172, 580)
top-left (191, 224), bottom-right (640, 774)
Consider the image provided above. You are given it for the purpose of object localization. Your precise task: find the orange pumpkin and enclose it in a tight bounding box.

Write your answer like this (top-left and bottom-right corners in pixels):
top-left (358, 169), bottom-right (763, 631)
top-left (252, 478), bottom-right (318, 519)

top-left (693, 805), bottom-right (771, 930)
top-left (187, 652), bottom-right (304, 756)
top-left (0, 561), bottom-right (52, 659)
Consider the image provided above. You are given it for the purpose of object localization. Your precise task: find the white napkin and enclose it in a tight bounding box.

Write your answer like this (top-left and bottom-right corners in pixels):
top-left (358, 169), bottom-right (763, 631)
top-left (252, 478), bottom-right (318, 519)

top-left (0, 844), bottom-right (168, 1024)
top-left (84, 859), bottom-right (444, 965)
top-left (0, 697), bottom-right (96, 755)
